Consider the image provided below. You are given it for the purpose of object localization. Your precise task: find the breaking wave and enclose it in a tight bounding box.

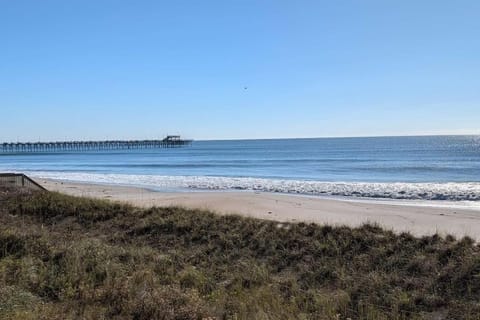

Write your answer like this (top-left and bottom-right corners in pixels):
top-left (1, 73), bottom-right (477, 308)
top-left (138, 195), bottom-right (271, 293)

top-left (28, 171), bottom-right (480, 201)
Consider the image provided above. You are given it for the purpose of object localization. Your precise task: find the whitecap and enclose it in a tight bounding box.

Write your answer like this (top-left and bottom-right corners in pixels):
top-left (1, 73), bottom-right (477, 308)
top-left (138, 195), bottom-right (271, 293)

top-left (25, 171), bottom-right (480, 202)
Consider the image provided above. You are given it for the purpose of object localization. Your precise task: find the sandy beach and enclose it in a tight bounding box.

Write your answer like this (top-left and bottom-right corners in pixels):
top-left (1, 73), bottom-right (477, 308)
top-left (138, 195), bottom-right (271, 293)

top-left (38, 179), bottom-right (480, 240)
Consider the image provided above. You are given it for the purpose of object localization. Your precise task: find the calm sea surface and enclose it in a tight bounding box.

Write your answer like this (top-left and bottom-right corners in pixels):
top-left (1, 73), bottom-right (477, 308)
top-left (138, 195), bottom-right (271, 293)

top-left (1, 136), bottom-right (480, 201)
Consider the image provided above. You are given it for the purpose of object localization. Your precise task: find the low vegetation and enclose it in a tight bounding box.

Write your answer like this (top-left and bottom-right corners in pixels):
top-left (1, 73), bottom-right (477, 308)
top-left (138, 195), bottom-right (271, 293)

top-left (1, 187), bottom-right (479, 319)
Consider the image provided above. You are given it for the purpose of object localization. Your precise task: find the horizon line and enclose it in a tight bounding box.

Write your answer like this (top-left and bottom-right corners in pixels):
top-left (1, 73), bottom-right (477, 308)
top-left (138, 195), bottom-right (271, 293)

top-left (3, 133), bottom-right (479, 144)
top-left (197, 133), bottom-right (480, 142)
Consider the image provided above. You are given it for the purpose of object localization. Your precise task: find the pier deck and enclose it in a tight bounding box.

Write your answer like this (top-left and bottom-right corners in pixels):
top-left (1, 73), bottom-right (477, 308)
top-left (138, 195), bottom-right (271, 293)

top-left (0, 136), bottom-right (192, 153)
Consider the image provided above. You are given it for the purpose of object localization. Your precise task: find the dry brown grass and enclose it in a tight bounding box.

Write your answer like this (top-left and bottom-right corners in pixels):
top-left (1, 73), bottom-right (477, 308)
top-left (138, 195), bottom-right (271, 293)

top-left (1, 189), bottom-right (480, 319)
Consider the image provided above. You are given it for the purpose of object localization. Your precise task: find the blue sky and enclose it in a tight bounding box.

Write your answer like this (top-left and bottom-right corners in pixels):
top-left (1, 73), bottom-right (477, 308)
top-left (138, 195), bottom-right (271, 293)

top-left (1, 0), bottom-right (479, 141)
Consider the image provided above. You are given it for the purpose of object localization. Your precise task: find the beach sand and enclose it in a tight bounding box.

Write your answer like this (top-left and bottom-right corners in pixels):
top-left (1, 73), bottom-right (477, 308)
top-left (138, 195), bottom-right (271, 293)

top-left (39, 179), bottom-right (480, 240)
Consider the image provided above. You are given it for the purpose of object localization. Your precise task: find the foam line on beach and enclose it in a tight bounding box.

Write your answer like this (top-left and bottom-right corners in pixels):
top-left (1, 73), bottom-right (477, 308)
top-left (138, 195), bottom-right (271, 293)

top-left (24, 171), bottom-right (480, 202)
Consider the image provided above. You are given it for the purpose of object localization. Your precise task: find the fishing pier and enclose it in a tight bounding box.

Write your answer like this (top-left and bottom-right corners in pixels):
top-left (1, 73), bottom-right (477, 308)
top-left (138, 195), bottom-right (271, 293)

top-left (0, 136), bottom-right (192, 153)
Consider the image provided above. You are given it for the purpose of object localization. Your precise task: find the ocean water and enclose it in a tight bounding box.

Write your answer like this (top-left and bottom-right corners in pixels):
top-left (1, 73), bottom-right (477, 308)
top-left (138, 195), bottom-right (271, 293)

top-left (1, 135), bottom-right (480, 201)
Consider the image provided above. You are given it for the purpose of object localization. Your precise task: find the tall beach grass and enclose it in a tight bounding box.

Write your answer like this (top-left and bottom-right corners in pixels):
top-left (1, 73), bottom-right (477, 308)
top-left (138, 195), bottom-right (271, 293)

top-left (1, 188), bottom-right (479, 319)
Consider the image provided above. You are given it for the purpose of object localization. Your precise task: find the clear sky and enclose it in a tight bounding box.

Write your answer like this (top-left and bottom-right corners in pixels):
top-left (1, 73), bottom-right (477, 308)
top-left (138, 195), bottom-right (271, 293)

top-left (1, 0), bottom-right (479, 141)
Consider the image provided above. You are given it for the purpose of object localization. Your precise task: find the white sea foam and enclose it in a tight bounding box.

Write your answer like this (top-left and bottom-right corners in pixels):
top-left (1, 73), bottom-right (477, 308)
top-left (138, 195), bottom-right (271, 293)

top-left (27, 171), bottom-right (480, 201)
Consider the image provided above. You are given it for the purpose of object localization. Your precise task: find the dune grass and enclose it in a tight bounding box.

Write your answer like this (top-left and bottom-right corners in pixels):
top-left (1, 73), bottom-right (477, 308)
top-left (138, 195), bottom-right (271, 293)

top-left (0, 188), bottom-right (480, 319)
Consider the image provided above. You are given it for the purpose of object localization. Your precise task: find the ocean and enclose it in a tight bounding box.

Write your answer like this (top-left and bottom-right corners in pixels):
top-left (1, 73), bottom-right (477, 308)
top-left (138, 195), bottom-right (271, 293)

top-left (1, 135), bottom-right (480, 201)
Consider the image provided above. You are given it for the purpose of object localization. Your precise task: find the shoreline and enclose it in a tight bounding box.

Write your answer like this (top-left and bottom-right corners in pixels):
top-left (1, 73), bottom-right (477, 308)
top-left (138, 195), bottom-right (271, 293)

top-left (37, 178), bottom-right (480, 240)
top-left (19, 171), bottom-right (480, 202)
top-left (35, 177), bottom-right (480, 211)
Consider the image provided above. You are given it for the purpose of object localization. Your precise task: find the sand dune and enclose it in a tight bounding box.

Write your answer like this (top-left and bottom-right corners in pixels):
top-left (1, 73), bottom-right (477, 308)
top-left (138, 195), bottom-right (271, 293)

top-left (40, 179), bottom-right (480, 240)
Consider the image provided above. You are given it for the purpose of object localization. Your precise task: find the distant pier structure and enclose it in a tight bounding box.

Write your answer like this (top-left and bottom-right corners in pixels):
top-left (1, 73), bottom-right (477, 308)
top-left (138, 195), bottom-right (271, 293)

top-left (0, 136), bottom-right (193, 153)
